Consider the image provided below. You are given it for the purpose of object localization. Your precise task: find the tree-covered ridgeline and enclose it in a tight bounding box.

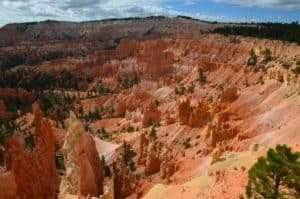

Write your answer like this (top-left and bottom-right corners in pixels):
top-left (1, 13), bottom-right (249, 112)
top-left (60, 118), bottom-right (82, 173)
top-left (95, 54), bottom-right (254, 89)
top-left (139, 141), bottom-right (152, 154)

top-left (0, 69), bottom-right (91, 91)
top-left (213, 22), bottom-right (300, 44)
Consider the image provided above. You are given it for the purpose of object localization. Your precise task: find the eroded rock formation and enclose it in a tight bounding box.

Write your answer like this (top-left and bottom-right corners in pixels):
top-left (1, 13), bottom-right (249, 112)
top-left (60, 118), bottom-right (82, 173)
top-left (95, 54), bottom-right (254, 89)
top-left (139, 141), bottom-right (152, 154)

top-left (175, 98), bottom-right (211, 127)
top-left (206, 114), bottom-right (238, 148)
top-left (220, 87), bottom-right (239, 103)
top-left (59, 112), bottom-right (103, 198)
top-left (159, 147), bottom-right (176, 181)
top-left (112, 156), bottom-right (137, 199)
top-left (2, 104), bottom-right (59, 199)
top-left (175, 97), bottom-right (192, 125)
top-left (138, 132), bottom-right (176, 180)
top-left (142, 101), bottom-right (160, 127)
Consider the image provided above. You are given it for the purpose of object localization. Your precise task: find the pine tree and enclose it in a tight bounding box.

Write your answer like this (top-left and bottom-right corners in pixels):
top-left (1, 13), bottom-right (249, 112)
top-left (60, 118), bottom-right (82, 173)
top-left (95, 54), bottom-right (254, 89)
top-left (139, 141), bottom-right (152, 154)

top-left (246, 144), bottom-right (300, 199)
top-left (101, 155), bottom-right (111, 178)
top-left (199, 69), bottom-right (206, 83)
top-left (122, 141), bottom-right (137, 171)
top-left (149, 125), bottom-right (157, 140)
top-left (247, 50), bottom-right (257, 66)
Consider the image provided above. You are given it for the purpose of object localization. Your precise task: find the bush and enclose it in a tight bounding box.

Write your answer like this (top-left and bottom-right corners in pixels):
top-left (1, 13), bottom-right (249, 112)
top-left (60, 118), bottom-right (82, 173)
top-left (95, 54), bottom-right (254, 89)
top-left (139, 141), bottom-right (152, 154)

top-left (282, 62), bottom-right (291, 69)
top-left (247, 50), bottom-right (257, 66)
top-left (246, 144), bottom-right (300, 199)
top-left (188, 82), bottom-right (195, 93)
top-left (147, 118), bottom-right (153, 127)
top-left (25, 133), bottom-right (35, 151)
top-left (150, 125), bottom-right (157, 140)
top-left (97, 127), bottom-right (111, 140)
top-left (292, 66), bottom-right (300, 74)
top-left (183, 138), bottom-right (191, 149)
top-left (55, 153), bottom-right (65, 170)
top-left (198, 69), bottom-right (206, 83)
top-left (257, 76), bottom-right (264, 85)
top-left (263, 48), bottom-right (272, 63)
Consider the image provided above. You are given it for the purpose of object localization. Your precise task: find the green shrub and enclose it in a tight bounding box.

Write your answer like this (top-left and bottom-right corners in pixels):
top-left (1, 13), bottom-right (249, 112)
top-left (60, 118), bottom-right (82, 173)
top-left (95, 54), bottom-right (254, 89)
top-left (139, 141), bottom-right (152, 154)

top-left (188, 82), bottom-right (195, 93)
top-left (247, 50), bottom-right (257, 66)
top-left (282, 62), bottom-right (291, 69)
top-left (198, 69), bottom-right (206, 83)
top-left (150, 125), bottom-right (157, 140)
top-left (146, 118), bottom-right (153, 127)
top-left (257, 76), bottom-right (264, 85)
top-left (25, 133), bottom-right (35, 151)
top-left (183, 138), bottom-right (191, 149)
top-left (292, 66), bottom-right (300, 74)
top-left (263, 48), bottom-right (272, 63)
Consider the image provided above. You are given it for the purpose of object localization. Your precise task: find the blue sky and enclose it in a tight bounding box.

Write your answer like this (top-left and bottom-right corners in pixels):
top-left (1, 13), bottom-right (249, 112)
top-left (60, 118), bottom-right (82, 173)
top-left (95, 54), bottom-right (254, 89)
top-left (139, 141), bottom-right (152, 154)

top-left (0, 0), bottom-right (299, 27)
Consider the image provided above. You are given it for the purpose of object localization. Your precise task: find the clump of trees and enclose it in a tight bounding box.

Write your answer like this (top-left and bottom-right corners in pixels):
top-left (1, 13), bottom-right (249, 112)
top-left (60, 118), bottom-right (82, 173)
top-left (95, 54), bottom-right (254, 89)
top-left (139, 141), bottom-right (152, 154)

top-left (0, 119), bottom-right (35, 165)
top-left (39, 91), bottom-right (75, 128)
top-left (0, 69), bottom-right (90, 91)
top-left (82, 107), bottom-right (102, 122)
top-left (90, 79), bottom-right (113, 95)
top-left (175, 84), bottom-right (186, 95)
top-left (213, 22), bottom-right (300, 44)
top-left (97, 127), bottom-right (111, 140)
top-left (122, 141), bottom-right (137, 171)
top-left (118, 76), bottom-right (141, 89)
top-left (0, 48), bottom-right (85, 70)
top-left (246, 144), bottom-right (300, 199)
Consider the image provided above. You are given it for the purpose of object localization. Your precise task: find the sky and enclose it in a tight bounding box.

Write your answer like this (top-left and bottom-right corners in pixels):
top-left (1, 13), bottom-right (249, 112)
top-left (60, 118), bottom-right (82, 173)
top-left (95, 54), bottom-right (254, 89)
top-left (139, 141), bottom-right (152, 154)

top-left (0, 0), bottom-right (300, 27)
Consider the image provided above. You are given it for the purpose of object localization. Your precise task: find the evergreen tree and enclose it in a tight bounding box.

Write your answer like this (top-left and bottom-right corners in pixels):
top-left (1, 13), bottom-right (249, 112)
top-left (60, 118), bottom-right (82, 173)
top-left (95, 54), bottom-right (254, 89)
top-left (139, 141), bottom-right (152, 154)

top-left (246, 144), bottom-right (300, 199)
top-left (199, 69), bottom-right (206, 83)
top-left (122, 141), bottom-right (137, 171)
top-left (101, 155), bottom-right (111, 178)
top-left (247, 50), bottom-right (257, 66)
top-left (149, 125), bottom-right (157, 140)
top-left (263, 48), bottom-right (272, 63)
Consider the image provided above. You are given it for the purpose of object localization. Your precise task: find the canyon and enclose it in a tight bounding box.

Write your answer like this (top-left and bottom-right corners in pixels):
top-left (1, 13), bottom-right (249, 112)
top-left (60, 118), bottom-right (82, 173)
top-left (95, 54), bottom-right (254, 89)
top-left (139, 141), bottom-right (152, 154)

top-left (0, 17), bottom-right (299, 199)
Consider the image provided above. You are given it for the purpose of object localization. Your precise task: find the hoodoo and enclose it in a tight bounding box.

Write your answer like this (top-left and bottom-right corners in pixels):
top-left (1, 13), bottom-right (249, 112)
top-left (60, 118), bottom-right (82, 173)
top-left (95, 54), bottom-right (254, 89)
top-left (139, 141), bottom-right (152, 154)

top-left (0, 11), bottom-right (299, 199)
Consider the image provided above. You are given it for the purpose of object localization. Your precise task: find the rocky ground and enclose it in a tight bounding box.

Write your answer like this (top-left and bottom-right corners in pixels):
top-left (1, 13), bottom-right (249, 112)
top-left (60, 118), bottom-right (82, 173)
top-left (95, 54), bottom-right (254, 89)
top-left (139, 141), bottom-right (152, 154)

top-left (0, 17), bottom-right (299, 199)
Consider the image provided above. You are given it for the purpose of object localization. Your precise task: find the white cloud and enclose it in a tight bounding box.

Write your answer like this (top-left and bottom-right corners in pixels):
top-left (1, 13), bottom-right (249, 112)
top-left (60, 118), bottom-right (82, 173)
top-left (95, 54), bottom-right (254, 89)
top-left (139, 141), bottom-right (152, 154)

top-left (184, 0), bottom-right (196, 6)
top-left (0, 0), bottom-right (298, 27)
top-left (0, 0), bottom-right (182, 26)
top-left (212, 0), bottom-right (300, 10)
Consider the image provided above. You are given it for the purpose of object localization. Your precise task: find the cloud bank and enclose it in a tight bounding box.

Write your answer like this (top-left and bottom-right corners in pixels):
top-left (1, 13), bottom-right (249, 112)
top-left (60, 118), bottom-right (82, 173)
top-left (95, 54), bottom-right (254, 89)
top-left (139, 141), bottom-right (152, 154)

top-left (213, 0), bottom-right (300, 10)
top-left (0, 0), bottom-right (299, 26)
